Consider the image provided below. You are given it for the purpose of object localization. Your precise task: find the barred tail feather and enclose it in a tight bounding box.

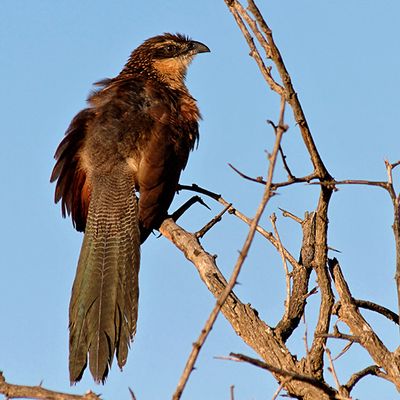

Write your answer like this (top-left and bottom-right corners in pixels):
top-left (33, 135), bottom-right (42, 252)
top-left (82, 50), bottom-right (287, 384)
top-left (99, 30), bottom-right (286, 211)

top-left (69, 170), bottom-right (140, 383)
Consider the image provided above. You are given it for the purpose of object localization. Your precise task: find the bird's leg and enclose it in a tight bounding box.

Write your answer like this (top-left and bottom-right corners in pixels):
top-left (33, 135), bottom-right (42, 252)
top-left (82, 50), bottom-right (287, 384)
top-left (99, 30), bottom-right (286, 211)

top-left (170, 195), bottom-right (210, 222)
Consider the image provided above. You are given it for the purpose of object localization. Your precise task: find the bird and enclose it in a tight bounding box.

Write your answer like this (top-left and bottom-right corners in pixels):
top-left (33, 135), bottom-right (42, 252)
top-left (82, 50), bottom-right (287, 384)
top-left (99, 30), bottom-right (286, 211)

top-left (50, 33), bottom-right (209, 384)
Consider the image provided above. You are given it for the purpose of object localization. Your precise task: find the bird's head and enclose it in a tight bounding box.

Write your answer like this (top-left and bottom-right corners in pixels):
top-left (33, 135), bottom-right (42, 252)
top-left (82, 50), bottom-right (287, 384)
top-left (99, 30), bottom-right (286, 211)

top-left (122, 33), bottom-right (210, 89)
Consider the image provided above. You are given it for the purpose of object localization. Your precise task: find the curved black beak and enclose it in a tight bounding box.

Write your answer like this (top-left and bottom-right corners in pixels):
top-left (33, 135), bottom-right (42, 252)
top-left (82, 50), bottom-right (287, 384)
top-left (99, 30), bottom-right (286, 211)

top-left (191, 40), bottom-right (210, 54)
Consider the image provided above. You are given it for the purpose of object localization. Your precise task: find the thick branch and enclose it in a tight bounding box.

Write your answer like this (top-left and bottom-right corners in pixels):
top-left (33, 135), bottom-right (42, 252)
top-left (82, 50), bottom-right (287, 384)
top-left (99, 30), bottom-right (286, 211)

top-left (0, 373), bottom-right (100, 400)
top-left (329, 258), bottom-right (400, 390)
top-left (307, 188), bottom-right (334, 380)
top-left (160, 219), bottom-right (338, 399)
top-left (275, 212), bottom-right (315, 341)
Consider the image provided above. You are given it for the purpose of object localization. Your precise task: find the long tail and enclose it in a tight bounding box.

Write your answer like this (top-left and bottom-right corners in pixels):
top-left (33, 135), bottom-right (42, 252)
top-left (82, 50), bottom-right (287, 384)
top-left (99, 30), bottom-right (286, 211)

top-left (69, 170), bottom-right (140, 383)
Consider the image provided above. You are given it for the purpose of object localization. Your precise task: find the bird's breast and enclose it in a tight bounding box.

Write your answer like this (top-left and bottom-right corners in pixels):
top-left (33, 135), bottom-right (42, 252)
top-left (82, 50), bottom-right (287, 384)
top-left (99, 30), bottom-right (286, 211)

top-left (179, 95), bottom-right (200, 123)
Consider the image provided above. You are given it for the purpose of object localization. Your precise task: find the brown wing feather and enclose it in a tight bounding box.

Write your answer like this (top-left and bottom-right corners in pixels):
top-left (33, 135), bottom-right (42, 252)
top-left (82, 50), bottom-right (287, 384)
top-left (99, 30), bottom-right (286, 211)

top-left (137, 97), bottom-right (197, 242)
top-left (138, 130), bottom-right (182, 241)
top-left (51, 109), bottom-right (94, 232)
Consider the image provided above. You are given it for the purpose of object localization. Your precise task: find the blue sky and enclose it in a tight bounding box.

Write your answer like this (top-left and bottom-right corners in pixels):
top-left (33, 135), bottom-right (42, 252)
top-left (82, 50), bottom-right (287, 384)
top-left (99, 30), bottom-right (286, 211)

top-left (1, 1), bottom-right (399, 399)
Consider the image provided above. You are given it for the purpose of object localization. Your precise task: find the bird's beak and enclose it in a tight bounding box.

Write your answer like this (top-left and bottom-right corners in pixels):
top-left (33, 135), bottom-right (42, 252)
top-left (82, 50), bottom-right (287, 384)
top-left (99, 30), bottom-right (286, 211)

top-left (191, 40), bottom-right (210, 54)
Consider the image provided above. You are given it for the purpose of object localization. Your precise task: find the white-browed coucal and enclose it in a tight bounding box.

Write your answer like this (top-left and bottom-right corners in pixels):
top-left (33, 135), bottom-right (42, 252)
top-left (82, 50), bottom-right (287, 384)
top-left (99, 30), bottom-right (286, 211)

top-left (50, 33), bottom-right (209, 383)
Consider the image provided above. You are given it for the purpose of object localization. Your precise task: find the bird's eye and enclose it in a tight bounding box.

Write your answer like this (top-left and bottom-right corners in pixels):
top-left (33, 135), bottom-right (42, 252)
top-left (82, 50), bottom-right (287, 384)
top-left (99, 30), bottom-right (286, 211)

top-left (154, 44), bottom-right (178, 59)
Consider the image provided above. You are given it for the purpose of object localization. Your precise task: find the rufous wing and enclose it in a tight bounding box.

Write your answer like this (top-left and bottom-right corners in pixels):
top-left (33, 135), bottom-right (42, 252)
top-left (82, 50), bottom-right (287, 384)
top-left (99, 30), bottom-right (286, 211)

top-left (51, 109), bottom-right (94, 232)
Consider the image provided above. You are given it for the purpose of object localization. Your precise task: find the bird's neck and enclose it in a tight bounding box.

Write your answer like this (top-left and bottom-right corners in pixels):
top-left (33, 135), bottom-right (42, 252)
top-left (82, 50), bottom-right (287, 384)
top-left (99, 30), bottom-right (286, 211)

top-left (121, 54), bottom-right (192, 90)
top-left (151, 58), bottom-right (189, 90)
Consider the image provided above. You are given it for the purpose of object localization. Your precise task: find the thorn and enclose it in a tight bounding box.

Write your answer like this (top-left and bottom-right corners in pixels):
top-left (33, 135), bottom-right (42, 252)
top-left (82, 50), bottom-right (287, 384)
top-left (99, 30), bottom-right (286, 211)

top-left (328, 246), bottom-right (342, 253)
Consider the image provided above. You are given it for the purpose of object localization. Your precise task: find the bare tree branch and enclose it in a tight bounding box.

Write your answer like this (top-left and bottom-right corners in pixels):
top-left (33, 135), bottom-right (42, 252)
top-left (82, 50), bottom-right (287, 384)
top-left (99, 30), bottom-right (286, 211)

top-left (317, 332), bottom-right (360, 344)
top-left (354, 299), bottom-right (399, 325)
top-left (232, 0), bottom-right (331, 179)
top-left (323, 345), bottom-right (342, 392)
top-left (306, 187), bottom-right (334, 379)
top-left (343, 365), bottom-right (385, 393)
top-left (179, 183), bottom-right (300, 270)
top-left (223, 2), bottom-right (337, 384)
top-left (170, 98), bottom-right (288, 400)
top-left (223, 1), bottom-right (284, 95)
top-left (271, 380), bottom-right (286, 400)
top-left (230, 385), bottom-right (235, 400)
top-left (3, 2), bottom-right (399, 400)
top-left (0, 372), bottom-right (101, 400)
top-left (160, 218), bottom-right (342, 399)
top-left (228, 164), bottom-right (318, 191)
top-left (329, 258), bottom-right (400, 390)
top-left (275, 212), bottom-right (314, 341)
top-left (128, 388), bottom-right (137, 400)
top-left (270, 213), bottom-right (291, 321)
top-left (228, 353), bottom-right (340, 399)
top-left (385, 160), bottom-right (400, 321)
top-left (195, 203), bottom-right (231, 239)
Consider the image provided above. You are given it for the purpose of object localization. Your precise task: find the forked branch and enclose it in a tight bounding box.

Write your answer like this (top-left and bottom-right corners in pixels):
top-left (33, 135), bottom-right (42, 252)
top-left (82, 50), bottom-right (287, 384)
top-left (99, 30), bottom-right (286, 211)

top-left (170, 98), bottom-right (288, 400)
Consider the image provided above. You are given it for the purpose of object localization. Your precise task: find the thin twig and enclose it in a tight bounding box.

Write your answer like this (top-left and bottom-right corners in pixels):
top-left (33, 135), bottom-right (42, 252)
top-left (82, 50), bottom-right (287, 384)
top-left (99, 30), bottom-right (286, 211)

top-left (390, 160), bottom-right (400, 169)
top-left (317, 333), bottom-right (360, 344)
top-left (343, 365), bottom-right (384, 393)
top-left (354, 299), bottom-right (399, 325)
top-left (333, 342), bottom-right (353, 361)
top-left (385, 159), bottom-right (394, 187)
top-left (241, 0), bottom-right (331, 178)
top-left (195, 204), bottom-right (231, 238)
top-left (228, 163), bottom-right (266, 184)
top-left (271, 380), bottom-right (286, 400)
top-left (279, 208), bottom-right (302, 224)
top-left (229, 353), bottom-right (337, 398)
top-left (171, 97), bottom-right (288, 400)
top-left (218, 163), bottom-right (317, 191)
top-left (271, 173), bottom-right (318, 190)
top-left (310, 179), bottom-right (388, 190)
top-left (224, 1), bottom-right (284, 95)
top-left (302, 313), bottom-right (309, 355)
top-left (178, 183), bottom-right (300, 269)
top-left (323, 344), bottom-right (341, 391)
top-left (128, 388), bottom-right (137, 400)
top-left (275, 137), bottom-right (295, 180)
